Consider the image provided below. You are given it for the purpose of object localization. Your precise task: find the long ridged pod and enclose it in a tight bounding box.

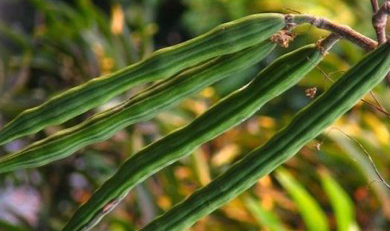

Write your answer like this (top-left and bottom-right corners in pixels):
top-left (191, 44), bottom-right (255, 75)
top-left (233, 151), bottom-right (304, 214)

top-left (0, 13), bottom-right (286, 145)
top-left (0, 40), bottom-right (276, 173)
top-left (62, 41), bottom-right (334, 231)
top-left (140, 42), bottom-right (390, 231)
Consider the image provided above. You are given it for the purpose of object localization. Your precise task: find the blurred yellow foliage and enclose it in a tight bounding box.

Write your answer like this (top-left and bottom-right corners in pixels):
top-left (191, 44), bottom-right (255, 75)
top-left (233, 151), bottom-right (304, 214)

top-left (258, 116), bottom-right (276, 129)
top-left (111, 3), bottom-right (124, 35)
top-left (221, 198), bottom-right (255, 224)
top-left (200, 87), bottom-right (215, 98)
top-left (211, 144), bottom-right (240, 167)
top-left (363, 113), bottom-right (390, 145)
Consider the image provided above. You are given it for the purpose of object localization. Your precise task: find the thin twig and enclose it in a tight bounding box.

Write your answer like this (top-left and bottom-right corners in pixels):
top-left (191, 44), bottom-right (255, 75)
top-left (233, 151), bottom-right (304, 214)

top-left (361, 99), bottom-right (390, 117)
top-left (283, 8), bottom-right (301, 15)
top-left (332, 128), bottom-right (390, 190)
top-left (315, 65), bottom-right (335, 83)
top-left (369, 91), bottom-right (386, 111)
top-left (290, 14), bottom-right (378, 51)
top-left (313, 64), bottom-right (390, 118)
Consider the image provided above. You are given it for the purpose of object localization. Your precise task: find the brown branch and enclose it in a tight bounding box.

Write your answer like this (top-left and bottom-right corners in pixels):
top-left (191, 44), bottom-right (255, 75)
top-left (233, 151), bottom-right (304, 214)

top-left (372, 1), bottom-right (390, 86)
top-left (290, 14), bottom-right (378, 51)
top-left (372, 1), bottom-right (390, 45)
top-left (290, 11), bottom-right (390, 86)
top-left (371, 0), bottom-right (380, 13)
top-left (317, 33), bottom-right (341, 54)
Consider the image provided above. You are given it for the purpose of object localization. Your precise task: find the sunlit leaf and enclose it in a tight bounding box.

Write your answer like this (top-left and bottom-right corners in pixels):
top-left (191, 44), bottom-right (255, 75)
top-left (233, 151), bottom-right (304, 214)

top-left (319, 170), bottom-right (358, 231)
top-left (242, 194), bottom-right (284, 231)
top-left (276, 168), bottom-right (329, 231)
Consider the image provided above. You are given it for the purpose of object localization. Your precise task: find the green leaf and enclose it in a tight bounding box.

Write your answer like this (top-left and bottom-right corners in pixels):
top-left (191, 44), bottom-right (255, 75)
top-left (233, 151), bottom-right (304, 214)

top-left (319, 170), bottom-right (358, 231)
top-left (242, 194), bottom-right (284, 231)
top-left (276, 168), bottom-right (329, 231)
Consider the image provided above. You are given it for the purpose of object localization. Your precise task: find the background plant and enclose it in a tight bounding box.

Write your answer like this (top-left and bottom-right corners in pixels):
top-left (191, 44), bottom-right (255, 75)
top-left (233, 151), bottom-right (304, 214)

top-left (0, 0), bottom-right (389, 230)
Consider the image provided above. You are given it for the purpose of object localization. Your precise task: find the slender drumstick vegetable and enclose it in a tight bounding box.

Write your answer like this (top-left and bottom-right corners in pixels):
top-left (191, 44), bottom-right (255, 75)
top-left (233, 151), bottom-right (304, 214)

top-left (62, 37), bottom-right (337, 231)
top-left (0, 13), bottom-right (286, 145)
top-left (140, 41), bottom-right (390, 231)
top-left (0, 40), bottom-right (276, 173)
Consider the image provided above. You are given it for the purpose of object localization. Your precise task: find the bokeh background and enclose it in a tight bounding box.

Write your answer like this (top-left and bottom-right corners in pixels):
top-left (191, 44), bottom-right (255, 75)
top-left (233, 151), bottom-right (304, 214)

top-left (0, 0), bottom-right (390, 230)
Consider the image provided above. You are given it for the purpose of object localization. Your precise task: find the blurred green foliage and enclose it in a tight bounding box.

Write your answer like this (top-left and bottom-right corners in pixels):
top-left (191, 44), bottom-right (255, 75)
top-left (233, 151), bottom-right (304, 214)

top-left (0, 0), bottom-right (389, 230)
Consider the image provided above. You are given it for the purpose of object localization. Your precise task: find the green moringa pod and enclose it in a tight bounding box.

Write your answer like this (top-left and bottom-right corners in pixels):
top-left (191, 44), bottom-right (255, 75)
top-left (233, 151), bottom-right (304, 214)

top-left (0, 40), bottom-right (276, 173)
top-left (0, 13), bottom-right (286, 145)
top-left (140, 41), bottom-right (390, 231)
top-left (62, 38), bottom-right (336, 231)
